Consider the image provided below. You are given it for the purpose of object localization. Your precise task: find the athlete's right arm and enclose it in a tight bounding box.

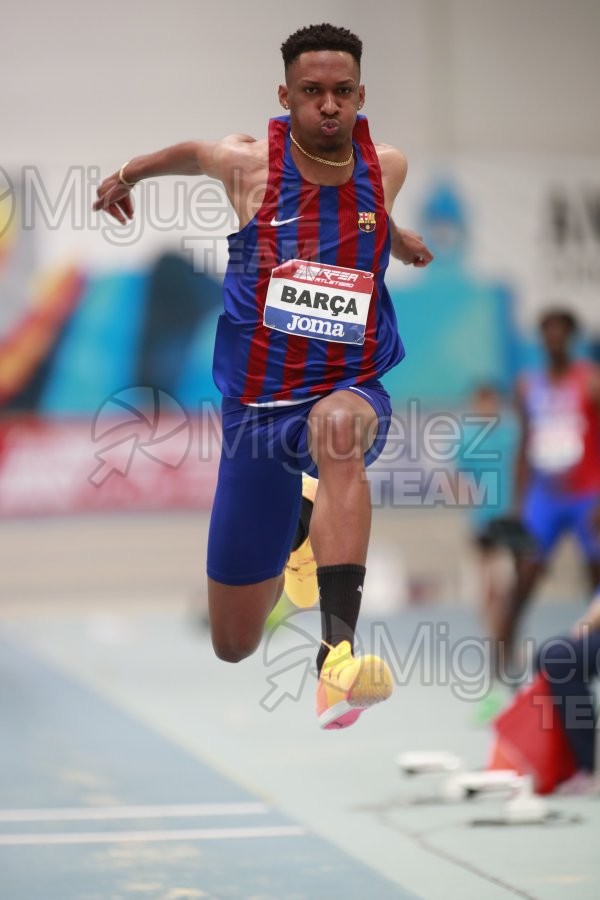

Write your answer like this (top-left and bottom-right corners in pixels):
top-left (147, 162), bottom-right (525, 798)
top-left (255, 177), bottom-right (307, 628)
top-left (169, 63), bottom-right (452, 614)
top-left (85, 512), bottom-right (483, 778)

top-left (92, 136), bottom-right (260, 225)
top-left (512, 379), bottom-right (530, 512)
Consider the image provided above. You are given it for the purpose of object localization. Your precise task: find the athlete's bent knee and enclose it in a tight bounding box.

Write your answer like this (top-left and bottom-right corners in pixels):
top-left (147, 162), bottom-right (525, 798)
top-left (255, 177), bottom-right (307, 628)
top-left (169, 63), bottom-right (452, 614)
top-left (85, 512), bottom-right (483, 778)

top-left (211, 631), bottom-right (261, 664)
top-left (310, 407), bottom-right (364, 465)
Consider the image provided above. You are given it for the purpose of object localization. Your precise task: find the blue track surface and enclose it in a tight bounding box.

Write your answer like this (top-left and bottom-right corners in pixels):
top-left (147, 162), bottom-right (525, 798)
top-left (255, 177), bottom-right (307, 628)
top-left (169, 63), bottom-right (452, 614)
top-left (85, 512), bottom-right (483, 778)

top-left (0, 635), bottom-right (414, 899)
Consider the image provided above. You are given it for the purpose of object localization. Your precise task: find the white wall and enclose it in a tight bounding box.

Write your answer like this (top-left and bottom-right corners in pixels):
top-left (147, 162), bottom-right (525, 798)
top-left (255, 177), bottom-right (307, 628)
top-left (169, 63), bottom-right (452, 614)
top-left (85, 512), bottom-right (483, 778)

top-left (422, 0), bottom-right (600, 156)
top-left (3, 0), bottom-right (599, 167)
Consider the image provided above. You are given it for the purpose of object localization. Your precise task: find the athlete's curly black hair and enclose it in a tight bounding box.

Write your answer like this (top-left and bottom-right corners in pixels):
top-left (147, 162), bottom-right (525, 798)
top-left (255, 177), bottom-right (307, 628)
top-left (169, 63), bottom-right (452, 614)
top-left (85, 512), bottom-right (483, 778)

top-left (539, 307), bottom-right (578, 334)
top-left (281, 23), bottom-right (362, 70)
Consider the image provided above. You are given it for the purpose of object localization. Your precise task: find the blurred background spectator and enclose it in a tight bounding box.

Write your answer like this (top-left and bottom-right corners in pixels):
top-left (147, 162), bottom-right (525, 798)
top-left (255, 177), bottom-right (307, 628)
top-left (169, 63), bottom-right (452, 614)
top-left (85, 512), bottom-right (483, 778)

top-left (490, 310), bottom-right (600, 686)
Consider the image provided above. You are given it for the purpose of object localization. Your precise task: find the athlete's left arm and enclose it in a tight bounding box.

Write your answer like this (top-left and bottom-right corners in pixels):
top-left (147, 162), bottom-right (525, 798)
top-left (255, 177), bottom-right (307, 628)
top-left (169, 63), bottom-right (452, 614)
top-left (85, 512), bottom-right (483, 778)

top-left (377, 145), bottom-right (433, 267)
top-left (587, 365), bottom-right (600, 540)
top-left (588, 364), bottom-right (600, 408)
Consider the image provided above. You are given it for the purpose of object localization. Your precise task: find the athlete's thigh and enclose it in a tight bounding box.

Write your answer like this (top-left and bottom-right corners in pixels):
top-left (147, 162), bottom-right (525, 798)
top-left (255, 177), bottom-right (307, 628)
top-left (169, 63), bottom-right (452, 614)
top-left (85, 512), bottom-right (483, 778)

top-left (341, 381), bottom-right (393, 467)
top-left (521, 482), bottom-right (565, 559)
top-left (570, 493), bottom-right (600, 564)
top-left (207, 428), bottom-right (302, 587)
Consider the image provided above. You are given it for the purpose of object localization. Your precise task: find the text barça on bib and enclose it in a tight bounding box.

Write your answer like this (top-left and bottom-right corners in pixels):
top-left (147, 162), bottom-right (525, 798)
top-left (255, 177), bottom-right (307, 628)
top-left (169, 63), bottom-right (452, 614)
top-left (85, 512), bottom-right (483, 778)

top-left (263, 259), bottom-right (375, 345)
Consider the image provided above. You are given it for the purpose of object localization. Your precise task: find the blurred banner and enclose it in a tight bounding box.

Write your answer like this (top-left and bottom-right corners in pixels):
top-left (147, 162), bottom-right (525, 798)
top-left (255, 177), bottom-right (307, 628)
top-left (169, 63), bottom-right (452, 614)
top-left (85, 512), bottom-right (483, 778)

top-left (0, 411), bottom-right (218, 517)
top-left (0, 160), bottom-right (598, 516)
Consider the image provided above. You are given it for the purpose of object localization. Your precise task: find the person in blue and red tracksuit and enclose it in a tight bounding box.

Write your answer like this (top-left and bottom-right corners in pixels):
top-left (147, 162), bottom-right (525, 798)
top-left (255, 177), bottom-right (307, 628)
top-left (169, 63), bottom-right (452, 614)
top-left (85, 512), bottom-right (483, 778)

top-left (493, 309), bottom-right (600, 680)
top-left (94, 23), bottom-right (433, 729)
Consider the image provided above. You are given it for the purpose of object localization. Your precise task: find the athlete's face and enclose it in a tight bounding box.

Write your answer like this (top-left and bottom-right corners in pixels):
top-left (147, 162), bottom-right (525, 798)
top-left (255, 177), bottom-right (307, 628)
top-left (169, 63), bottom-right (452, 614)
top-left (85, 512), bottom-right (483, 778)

top-left (541, 318), bottom-right (573, 361)
top-left (279, 51), bottom-right (364, 153)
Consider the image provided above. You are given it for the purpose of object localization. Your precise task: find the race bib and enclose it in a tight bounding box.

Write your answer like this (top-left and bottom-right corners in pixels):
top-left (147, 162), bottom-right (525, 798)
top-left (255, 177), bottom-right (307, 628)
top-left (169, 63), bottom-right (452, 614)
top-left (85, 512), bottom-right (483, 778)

top-left (263, 259), bottom-right (374, 344)
top-left (527, 418), bottom-right (585, 474)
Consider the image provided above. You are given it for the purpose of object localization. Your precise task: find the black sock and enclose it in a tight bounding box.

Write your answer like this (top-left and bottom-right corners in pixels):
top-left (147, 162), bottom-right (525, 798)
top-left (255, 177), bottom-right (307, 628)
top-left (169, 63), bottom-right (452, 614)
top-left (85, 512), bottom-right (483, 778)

top-left (316, 564), bottom-right (365, 673)
top-left (291, 496), bottom-right (314, 552)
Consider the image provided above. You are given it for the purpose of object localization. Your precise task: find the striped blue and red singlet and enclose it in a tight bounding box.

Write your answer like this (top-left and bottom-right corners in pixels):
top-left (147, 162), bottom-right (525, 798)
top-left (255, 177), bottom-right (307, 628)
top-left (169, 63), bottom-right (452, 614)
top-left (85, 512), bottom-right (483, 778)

top-left (212, 115), bottom-right (405, 404)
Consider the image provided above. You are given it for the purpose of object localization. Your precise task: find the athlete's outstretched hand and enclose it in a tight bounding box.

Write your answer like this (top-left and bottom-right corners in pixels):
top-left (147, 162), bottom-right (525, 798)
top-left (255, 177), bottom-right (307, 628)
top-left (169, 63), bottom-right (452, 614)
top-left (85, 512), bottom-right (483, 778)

top-left (93, 172), bottom-right (135, 225)
top-left (391, 227), bottom-right (433, 267)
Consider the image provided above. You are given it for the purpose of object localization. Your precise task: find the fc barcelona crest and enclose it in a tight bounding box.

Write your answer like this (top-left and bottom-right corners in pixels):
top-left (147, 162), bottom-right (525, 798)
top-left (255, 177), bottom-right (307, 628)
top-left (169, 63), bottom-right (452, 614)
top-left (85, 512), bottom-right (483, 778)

top-left (358, 211), bottom-right (376, 233)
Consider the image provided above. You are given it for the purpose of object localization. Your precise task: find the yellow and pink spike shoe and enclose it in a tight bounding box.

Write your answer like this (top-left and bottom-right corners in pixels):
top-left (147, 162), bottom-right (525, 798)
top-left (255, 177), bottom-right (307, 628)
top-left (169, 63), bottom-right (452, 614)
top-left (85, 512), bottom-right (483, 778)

top-left (316, 640), bottom-right (394, 729)
top-left (284, 474), bottom-right (319, 608)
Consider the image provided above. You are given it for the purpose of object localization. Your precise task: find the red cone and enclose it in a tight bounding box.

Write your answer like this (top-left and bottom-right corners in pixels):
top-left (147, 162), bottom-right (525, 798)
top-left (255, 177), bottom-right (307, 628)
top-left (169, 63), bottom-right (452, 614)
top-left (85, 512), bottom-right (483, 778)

top-left (487, 673), bottom-right (577, 794)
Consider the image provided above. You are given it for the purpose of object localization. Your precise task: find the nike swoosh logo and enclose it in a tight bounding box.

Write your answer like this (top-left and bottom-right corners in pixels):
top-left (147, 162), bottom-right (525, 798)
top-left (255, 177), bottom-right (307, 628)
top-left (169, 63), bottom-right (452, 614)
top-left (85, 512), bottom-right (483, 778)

top-left (270, 216), bottom-right (303, 227)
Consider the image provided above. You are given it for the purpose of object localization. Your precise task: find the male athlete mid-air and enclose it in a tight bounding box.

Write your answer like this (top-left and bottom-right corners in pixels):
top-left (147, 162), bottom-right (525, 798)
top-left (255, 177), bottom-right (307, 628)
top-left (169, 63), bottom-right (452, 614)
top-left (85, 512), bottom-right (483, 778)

top-left (94, 23), bottom-right (433, 729)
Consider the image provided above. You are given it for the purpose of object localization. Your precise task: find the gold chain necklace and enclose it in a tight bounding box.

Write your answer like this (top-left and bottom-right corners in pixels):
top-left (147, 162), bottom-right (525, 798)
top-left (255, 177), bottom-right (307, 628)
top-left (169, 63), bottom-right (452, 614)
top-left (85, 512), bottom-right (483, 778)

top-left (290, 132), bottom-right (354, 168)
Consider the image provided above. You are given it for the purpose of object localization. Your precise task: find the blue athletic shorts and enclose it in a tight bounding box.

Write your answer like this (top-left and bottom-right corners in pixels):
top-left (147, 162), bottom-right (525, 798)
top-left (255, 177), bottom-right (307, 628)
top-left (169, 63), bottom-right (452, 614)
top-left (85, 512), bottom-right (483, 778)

top-left (522, 480), bottom-right (600, 561)
top-left (207, 380), bottom-right (392, 585)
